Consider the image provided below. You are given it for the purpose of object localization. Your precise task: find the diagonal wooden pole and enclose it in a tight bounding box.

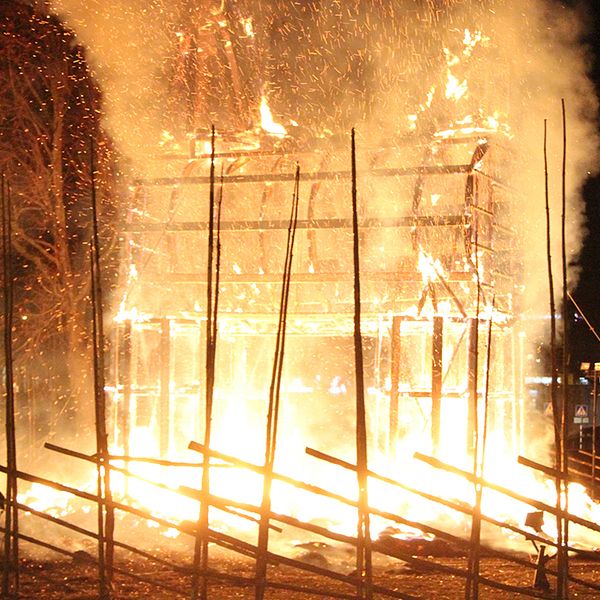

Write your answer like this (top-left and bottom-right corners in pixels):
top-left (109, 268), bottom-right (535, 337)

top-left (255, 165), bottom-right (300, 600)
top-left (351, 129), bottom-right (373, 600)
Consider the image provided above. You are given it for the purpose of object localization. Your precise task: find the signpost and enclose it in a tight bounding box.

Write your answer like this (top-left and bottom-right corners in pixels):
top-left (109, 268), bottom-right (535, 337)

top-left (574, 404), bottom-right (590, 425)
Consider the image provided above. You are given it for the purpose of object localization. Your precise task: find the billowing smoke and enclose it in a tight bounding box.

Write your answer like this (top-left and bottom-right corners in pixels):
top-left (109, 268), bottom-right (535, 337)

top-left (48, 0), bottom-right (182, 175)
top-left (47, 0), bottom-right (598, 307)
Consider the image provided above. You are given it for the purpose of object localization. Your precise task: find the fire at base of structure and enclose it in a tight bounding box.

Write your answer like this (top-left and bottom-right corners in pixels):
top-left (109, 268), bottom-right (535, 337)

top-left (110, 131), bottom-right (520, 472)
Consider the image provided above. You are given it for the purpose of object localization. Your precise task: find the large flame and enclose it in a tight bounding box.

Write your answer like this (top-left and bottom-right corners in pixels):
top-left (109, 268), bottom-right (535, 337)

top-left (259, 96), bottom-right (287, 138)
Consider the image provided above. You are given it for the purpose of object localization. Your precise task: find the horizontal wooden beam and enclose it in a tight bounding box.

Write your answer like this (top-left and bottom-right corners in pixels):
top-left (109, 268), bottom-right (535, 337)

top-left (135, 164), bottom-right (472, 187)
top-left (121, 215), bottom-right (467, 232)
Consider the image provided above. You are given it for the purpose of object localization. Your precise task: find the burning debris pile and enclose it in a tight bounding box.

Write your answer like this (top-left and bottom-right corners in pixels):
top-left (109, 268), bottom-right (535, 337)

top-left (1, 0), bottom-right (600, 598)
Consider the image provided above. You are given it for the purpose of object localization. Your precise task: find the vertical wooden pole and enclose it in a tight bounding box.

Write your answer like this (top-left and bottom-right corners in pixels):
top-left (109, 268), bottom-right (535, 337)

top-left (351, 129), bottom-right (373, 600)
top-left (543, 118), bottom-right (564, 600)
top-left (120, 320), bottom-right (132, 496)
top-left (431, 316), bottom-right (443, 454)
top-left (27, 371), bottom-right (35, 455)
top-left (518, 331), bottom-right (526, 452)
top-left (467, 318), bottom-right (478, 457)
top-left (465, 301), bottom-right (495, 600)
top-left (192, 126), bottom-right (217, 600)
top-left (389, 317), bottom-right (401, 455)
top-left (90, 138), bottom-right (113, 598)
top-left (159, 318), bottom-right (171, 457)
top-left (2, 175), bottom-right (19, 597)
top-left (559, 98), bottom-right (570, 599)
top-left (592, 371), bottom-right (597, 500)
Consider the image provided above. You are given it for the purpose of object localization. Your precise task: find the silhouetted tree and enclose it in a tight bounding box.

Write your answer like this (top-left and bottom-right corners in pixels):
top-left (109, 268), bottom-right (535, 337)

top-left (0, 2), bottom-right (117, 440)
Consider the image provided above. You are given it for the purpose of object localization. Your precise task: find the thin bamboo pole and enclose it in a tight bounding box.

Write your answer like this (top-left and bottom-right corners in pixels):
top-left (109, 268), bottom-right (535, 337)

top-left (544, 118), bottom-right (564, 600)
top-left (559, 98), bottom-right (569, 599)
top-left (191, 125), bottom-right (217, 600)
top-left (351, 129), bottom-right (373, 600)
top-left (255, 165), bottom-right (300, 600)
top-left (466, 298), bottom-right (494, 600)
top-left (389, 316), bottom-right (400, 454)
top-left (2, 174), bottom-right (18, 597)
top-left (593, 371), bottom-right (598, 500)
top-left (90, 137), bottom-right (113, 598)
top-left (464, 218), bottom-right (481, 599)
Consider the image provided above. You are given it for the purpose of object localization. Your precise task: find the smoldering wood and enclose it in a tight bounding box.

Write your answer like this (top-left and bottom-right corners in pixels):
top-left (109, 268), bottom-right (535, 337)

top-left (181, 484), bottom-right (569, 598)
top-left (181, 477), bottom-right (540, 575)
top-left (3, 445), bottom-right (595, 600)
top-left (308, 447), bottom-right (543, 576)
top-left (15, 500), bottom-right (326, 596)
top-left (15, 500), bottom-right (192, 574)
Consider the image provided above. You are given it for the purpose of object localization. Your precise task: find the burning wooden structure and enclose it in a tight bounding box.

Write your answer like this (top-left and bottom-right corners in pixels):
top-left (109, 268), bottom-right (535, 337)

top-left (110, 129), bottom-right (520, 462)
top-left (7, 2), bottom-right (600, 598)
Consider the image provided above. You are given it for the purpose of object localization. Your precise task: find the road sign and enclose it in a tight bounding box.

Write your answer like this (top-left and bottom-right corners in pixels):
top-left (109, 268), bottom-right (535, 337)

top-left (575, 405), bottom-right (589, 418)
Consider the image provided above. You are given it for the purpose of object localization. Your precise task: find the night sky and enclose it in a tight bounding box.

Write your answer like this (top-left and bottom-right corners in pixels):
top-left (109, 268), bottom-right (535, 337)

top-left (571, 1), bottom-right (600, 365)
